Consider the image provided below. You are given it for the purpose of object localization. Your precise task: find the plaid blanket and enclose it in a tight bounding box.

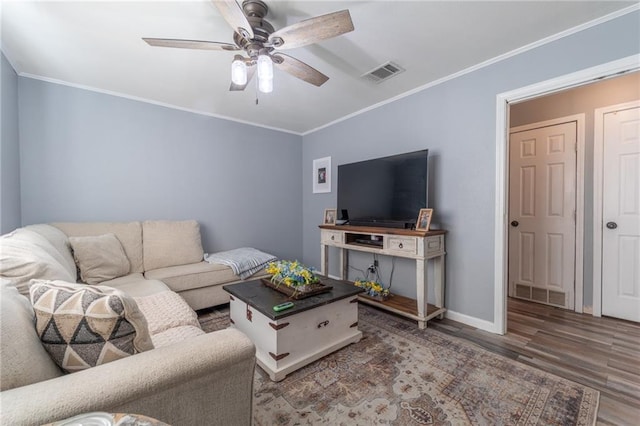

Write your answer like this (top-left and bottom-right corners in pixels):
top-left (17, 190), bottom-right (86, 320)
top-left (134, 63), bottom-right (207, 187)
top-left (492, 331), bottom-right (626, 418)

top-left (204, 247), bottom-right (277, 280)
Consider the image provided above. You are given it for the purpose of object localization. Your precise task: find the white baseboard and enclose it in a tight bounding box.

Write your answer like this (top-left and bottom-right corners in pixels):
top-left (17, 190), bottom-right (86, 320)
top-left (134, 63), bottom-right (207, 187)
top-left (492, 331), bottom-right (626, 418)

top-left (445, 310), bottom-right (498, 334)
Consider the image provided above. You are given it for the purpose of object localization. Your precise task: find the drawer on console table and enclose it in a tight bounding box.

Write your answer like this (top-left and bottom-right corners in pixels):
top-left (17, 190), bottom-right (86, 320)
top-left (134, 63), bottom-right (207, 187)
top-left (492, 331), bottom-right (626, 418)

top-left (385, 236), bottom-right (417, 254)
top-left (321, 230), bottom-right (343, 245)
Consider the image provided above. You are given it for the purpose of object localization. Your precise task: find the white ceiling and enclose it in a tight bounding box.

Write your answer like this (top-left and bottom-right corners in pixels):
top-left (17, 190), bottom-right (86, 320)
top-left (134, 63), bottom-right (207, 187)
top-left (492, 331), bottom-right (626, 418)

top-left (2, 1), bottom-right (637, 134)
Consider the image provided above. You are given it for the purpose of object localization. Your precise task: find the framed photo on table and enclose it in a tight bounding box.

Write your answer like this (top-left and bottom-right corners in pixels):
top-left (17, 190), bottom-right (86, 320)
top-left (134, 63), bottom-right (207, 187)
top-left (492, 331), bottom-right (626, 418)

top-left (313, 157), bottom-right (331, 193)
top-left (415, 208), bottom-right (433, 231)
top-left (323, 209), bottom-right (337, 225)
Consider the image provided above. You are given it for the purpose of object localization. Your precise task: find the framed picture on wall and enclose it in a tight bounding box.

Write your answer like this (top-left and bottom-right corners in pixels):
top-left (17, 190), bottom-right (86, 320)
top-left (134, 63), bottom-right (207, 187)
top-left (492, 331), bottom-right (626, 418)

top-left (415, 208), bottom-right (433, 231)
top-left (323, 208), bottom-right (337, 225)
top-left (313, 156), bottom-right (331, 193)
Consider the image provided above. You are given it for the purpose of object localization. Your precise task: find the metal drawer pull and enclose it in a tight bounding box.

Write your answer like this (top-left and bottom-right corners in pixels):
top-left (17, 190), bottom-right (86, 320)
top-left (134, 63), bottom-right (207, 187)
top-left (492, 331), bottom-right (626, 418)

top-left (317, 320), bottom-right (330, 328)
top-left (331, 235), bottom-right (335, 240)
top-left (398, 243), bottom-right (403, 249)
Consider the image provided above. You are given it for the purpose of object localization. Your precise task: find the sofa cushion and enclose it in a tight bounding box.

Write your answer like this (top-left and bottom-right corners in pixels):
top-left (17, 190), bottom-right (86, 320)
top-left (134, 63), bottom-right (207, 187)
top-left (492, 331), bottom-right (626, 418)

top-left (142, 220), bottom-right (204, 271)
top-left (53, 222), bottom-right (144, 273)
top-left (25, 224), bottom-right (77, 279)
top-left (100, 273), bottom-right (171, 297)
top-left (69, 234), bottom-right (130, 285)
top-left (144, 261), bottom-right (239, 292)
top-left (29, 280), bottom-right (154, 373)
top-left (0, 229), bottom-right (76, 296)
top-left (0, 280), bottom-right (63, 391)
top-left (134, 290), bottom-right (201, 335)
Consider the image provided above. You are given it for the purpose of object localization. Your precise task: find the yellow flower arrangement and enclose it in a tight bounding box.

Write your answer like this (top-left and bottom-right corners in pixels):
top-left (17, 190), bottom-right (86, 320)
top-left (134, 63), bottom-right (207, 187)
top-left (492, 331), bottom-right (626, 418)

top-left (266, 260), bottom-right (319, 289)
top-left (354, 279), bottom-right (390, 299)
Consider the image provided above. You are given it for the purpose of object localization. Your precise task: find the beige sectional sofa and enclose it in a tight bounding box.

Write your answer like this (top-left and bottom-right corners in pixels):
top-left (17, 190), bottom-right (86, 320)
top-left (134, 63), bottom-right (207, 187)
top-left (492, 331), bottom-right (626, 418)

top-left (0, 220), bottom-right (267, 425)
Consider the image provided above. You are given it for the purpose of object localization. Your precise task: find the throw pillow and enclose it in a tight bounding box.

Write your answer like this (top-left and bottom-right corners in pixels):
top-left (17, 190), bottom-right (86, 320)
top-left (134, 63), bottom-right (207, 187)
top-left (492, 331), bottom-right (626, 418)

top-left (69, 234), bottom-right (130, 285)
top-left (29, 280), bottom-right (153, 373)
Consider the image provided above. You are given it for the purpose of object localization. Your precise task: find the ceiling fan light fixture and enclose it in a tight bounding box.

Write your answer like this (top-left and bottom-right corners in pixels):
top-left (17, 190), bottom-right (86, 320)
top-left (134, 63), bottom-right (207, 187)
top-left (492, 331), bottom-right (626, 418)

top-left (257, 54), bottom-right (273, 80)
top-left (258, 76), bottom-right (273, 93)
top-left (231, 58), bottom-right (248, 85)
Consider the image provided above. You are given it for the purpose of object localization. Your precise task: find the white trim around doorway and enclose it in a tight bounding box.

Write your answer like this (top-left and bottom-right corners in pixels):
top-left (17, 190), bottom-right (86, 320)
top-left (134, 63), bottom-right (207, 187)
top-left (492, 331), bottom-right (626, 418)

top-left (493, 54), bottom-right (640, 335)
top-left (592, 99), bottom-right (640, 317)
top-left (509, 114), bottom-right (586, 314)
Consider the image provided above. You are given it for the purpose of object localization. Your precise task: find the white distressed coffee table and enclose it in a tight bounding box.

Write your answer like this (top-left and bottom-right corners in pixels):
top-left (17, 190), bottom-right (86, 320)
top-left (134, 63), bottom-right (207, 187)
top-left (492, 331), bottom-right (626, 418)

top-left (223, 277), bottom-right (363, 381)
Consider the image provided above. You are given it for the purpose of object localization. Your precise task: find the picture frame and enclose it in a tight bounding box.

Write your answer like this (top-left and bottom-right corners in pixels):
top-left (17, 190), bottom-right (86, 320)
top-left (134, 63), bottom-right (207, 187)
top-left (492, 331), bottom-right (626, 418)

top-left (313, 156), bottom-right (331, 194)
top-left (415, 208), bottom-right (433, 231)
top-left (323, 208), bottom-right (337, 226)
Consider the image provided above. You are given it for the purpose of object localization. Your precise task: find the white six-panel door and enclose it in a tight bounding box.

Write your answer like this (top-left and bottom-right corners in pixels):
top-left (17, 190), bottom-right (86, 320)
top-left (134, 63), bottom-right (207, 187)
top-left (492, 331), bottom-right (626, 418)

top-left (509, 122), bottom-right (577, 309)
top-left (601, 105), bottom-right (640, 323)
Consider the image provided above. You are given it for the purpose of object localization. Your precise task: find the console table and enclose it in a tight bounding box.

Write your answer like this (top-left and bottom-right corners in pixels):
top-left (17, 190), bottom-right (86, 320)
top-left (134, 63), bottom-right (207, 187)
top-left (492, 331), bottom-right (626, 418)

top-left (319, 225), bottom-right (446, 329)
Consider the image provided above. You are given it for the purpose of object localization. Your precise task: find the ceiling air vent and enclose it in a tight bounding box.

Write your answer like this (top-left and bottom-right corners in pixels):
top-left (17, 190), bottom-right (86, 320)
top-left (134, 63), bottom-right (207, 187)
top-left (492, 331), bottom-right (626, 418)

top-left (361, 61), bottom-right (405, 84)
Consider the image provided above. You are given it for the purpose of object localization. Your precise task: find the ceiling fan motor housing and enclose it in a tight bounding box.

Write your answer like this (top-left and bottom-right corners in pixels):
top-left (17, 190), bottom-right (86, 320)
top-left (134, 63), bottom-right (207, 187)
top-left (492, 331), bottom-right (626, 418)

top-left (234, 0), bottom-right (278, 58)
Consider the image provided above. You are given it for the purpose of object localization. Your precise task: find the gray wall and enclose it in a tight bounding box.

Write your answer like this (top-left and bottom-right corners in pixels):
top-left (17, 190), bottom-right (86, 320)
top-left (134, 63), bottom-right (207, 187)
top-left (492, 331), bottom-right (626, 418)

top-left (1, 53), bottom-right (21, 234)
top-left (301, 10), bottom-right (640, 322)
top-left (18, 78), bottom-right (303, 259)
top-left (510, 71), bottom-right (640, 307)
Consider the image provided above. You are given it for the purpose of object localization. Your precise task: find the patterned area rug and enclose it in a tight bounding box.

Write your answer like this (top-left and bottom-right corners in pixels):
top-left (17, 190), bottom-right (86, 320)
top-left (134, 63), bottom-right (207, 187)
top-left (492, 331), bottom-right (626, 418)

top-left (198, 305), bottom-right (599, 425)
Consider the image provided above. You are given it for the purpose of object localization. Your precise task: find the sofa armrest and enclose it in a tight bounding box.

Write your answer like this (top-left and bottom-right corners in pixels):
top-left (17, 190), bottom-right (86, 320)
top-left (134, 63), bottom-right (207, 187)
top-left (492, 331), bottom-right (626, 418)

top-left (0, 329), bottom-right (255, 426)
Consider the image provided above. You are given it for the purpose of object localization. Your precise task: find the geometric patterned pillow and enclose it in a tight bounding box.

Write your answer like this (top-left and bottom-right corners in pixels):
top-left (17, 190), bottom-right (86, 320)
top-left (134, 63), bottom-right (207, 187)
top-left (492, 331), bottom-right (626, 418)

top-left (29, 280), bottom-right (154, 373)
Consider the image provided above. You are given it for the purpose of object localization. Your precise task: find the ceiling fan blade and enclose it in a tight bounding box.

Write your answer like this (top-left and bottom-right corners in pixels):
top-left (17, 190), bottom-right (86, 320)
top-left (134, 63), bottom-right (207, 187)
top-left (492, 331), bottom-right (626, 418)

top-left (273, 53), bottom-right (329, 87)
top-left (211, 0), bottom-right (254, 40)
top-left (229, 64), bottom-right (256, 91)
top-left (268, 10), bottom-right (354, 50)
top-left (143, 38), bottom-right (239, 51)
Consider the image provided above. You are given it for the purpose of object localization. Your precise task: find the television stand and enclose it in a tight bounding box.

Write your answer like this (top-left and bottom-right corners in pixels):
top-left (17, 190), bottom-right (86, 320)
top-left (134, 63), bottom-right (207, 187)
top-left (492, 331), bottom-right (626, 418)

top-left (319, 225), bottom-right (446, 329)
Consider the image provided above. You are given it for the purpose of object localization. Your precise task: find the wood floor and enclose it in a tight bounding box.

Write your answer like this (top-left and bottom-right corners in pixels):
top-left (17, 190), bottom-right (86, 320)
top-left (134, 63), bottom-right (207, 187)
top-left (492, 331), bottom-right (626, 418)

top-left (427, 298), bottom-right (640, 425)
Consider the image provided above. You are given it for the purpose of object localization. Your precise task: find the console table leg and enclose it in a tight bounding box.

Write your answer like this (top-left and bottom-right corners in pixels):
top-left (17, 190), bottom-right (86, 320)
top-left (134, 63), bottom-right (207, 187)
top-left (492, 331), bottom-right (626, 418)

top-left (434, 254), bottom-right (444, 308)
top-left (321, 244), bottom-right (328, 276)
top-left (416, 258), bottom-right (427, 328)
top-left (434, 255), bottom-right (445, 319)
top-left (340, 248), bottom-right (348, 280)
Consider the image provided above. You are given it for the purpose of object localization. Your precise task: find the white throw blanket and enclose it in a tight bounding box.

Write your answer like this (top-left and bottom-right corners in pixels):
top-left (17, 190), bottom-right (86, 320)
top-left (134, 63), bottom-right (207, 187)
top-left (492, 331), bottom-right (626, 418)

top-left (204, 247), bottom-right (277, 280)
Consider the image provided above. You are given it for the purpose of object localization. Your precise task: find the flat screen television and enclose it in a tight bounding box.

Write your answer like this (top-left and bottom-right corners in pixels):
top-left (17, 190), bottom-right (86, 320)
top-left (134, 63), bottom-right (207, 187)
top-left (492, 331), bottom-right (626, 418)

top-left (337, 149), bottom-right (428, 228)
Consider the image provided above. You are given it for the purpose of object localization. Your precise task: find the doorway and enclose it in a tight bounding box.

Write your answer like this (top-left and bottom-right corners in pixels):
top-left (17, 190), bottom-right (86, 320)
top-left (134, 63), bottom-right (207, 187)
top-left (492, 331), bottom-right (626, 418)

top-left (493, 55), bottom-right (640, 335)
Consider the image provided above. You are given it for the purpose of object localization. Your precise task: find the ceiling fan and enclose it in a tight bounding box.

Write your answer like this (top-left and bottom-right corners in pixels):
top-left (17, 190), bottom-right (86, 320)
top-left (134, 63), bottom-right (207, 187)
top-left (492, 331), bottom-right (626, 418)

top-left (143, 0), bottom-right (354, 93)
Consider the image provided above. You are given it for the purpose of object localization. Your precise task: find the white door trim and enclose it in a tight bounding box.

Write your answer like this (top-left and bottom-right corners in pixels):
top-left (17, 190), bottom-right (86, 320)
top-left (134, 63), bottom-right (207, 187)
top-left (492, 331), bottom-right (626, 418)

top-left (494, 54), bottom-right (640, 335)
top-left (509, 114), bottom-right (586, 313)
top-left (593, 99), bottom-right (640, 317)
